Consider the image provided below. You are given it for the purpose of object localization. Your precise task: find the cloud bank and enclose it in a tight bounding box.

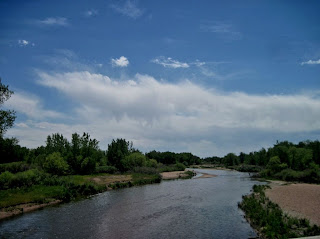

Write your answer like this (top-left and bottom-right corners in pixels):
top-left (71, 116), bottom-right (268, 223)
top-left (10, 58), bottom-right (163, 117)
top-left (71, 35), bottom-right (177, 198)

top-left (6, 71), bottom-right (320, 157)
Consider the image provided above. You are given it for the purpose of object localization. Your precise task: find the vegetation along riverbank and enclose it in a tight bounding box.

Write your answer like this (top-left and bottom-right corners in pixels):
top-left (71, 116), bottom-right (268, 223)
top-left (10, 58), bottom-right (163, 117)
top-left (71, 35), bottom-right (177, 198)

top-left (239, 185), bottom-right (320, 239)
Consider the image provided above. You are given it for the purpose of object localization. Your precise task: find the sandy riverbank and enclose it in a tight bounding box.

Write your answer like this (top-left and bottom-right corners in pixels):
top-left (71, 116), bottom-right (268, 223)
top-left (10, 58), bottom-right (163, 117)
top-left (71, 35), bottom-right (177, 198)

top-left (160, 171), bottom-right (191, 180)
top-left (160, 170), bottom-right (217, 179)
top-left (266, 181), bottom-right (320, 226)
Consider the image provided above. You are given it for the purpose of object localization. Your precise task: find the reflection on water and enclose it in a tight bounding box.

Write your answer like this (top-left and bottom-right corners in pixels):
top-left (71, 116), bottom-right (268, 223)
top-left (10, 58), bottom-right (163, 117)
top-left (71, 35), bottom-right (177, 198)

top-left (0, 169), bottom-right (263, 239)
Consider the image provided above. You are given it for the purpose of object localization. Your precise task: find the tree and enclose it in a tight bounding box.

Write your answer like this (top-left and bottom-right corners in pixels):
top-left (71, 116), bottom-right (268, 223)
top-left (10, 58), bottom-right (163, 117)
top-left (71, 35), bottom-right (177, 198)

top-left (107, 138), bottom-right (131, 171)
top-left (0, 78), bottom-right (16, 137)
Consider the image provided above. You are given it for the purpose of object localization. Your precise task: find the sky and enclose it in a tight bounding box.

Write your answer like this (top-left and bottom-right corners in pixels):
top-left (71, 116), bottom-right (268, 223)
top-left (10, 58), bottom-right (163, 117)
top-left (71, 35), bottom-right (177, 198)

top-left (1, 0), bottom-right (320, 157)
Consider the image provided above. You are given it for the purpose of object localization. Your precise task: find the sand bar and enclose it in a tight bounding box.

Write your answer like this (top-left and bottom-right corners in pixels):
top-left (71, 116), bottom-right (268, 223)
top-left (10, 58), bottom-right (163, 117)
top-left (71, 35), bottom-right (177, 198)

top-left (266, 182), bottom-right (320, 226)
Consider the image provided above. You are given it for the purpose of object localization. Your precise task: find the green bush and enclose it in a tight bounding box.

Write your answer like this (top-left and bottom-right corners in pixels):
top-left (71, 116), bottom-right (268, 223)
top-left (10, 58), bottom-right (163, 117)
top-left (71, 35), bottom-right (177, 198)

top-left (121, 152), bottom-right (146, 171)
top-left (174, 162), bottom-right (186, 171)
top-left (43, 152), bottom-right (69, 175)
top-left (0, 169), bottom-right (46, 189)
top-left (0, 161), bottom-right (31, 173)
top-left (95, 165), bottom-right (117, 174)
top-left (0, 171), bottom-right (14, 189)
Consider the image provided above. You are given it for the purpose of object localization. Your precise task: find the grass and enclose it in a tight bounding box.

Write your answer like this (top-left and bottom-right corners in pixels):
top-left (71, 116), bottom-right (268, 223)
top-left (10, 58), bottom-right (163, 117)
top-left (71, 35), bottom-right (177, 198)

top-left (0, 185), bottom-right (65, 208)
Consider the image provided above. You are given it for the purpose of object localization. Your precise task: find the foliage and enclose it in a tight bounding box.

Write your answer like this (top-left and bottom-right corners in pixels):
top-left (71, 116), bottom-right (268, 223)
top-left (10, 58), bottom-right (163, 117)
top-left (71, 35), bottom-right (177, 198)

top-left (239, 185), bottom-right (320, 238)
top-left (107, 138), bottom-right (132, 171)
top-left (0, 78), bottom-right (16, 137)
top-left (146, 150), bottom-right (200, 166)
top-left (0, 137), bottom-right (29, 163)
top-left (0, 161), bottom-right (32, 173)
top-left (0, 169), bottom-right (46, 190)
top-left (43, 152), bottom-right (69, 175)
top-left (95, 165), bottom-right (117, 174)
top-left (121, 152), bottom-right (146, 171)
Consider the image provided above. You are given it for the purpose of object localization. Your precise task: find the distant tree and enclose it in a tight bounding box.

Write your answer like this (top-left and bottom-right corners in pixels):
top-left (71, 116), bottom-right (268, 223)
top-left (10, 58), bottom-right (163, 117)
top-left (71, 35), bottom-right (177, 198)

top-left (107, 138), bottom-right (131, 171)
top-left (223, 153), bottom-right (239, 166)
top-left (0, 78), bottom-right (16, 137)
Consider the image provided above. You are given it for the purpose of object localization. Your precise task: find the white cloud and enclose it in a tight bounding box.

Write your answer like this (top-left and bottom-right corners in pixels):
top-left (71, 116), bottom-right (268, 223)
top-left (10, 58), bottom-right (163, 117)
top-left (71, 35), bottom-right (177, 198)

top-left (111, 56), bottom-right (129, 67)
top-left (37, 17), bottom-right (68, 26)
top-left (110, 0), bottom-right (144, 19)
top-left (152, 57), bottom-right (190, 68)
top-left (6, 70), bottom-right (320, 157)
top-left (5, 92), bottom-right (65, 120)
top-left (301, 59), bottom-right (320, 65)
top-left (18, 40), bottom-right (29, 46)
top-left (200, 22), bottom-right (242, 40)
top-left (85, 9), bottom-right (98, 17)
top-left (36, 71), bottom-right (320, 134)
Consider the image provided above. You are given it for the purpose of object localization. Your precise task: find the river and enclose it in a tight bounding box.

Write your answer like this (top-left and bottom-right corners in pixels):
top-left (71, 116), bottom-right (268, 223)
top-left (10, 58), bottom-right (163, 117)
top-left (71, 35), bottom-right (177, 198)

top-left (0, 169), bottom-right (263, 239)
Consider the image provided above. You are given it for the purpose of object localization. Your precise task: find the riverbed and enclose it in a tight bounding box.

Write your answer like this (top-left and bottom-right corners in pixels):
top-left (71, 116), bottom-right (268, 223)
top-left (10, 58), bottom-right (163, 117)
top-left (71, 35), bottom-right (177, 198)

top-left (0, 169), bottom-right (263, 239)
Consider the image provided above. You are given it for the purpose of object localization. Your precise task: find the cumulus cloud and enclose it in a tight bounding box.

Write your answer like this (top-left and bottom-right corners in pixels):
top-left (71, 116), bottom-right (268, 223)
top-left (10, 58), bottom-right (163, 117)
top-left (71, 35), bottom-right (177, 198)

top-left (36, 71), bottom-right (320, 133)
top-left (152, 57), bottom-right (190, 68)
top-left (301, 59), bottom-right (320, 65)
top-left (111, 56), bottom-right (129, 67)
top-left (7, 70), bottom-right (320, 156)
top-left (37, 17), bottom-right (68, 26)
top-left (5, 92), bottom-right (65, 120)
top-left (110, 0), bottom-right (144, 19)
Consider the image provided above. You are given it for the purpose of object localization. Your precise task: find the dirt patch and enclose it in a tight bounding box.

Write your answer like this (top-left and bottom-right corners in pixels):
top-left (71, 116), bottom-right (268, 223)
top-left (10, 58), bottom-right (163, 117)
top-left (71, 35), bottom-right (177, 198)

top-left (0, 200), bottom-right (61, 220)
top-left (266, 182), bottom-right (320, 226)
top-left (90, 175), bottom-right (132, 185)
top-left (161, 171), bottom-right (191, 180)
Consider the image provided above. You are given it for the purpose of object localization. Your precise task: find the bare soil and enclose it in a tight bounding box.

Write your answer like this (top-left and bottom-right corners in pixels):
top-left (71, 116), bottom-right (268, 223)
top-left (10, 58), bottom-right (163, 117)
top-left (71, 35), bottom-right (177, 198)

top-left (160, 171), bottom-right (191, 180)
top-left (90, 175), bottom-right (132, 185)
top-left (266, 182), bottom-right (320, 226)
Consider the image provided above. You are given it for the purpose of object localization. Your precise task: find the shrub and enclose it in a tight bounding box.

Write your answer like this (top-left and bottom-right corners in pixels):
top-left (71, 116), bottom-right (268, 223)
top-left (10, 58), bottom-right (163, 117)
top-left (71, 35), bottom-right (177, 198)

top-left (174, 162), bottom-right (186, 171)
top-left (121, 152), bottom-right (146, 171)
top-left (43, 152), bottom-right (69, 175)
top-left (95, 165), bottom-right (117, 174)
top-left (0, 171), bottom-right (14, 189)
top-left (0, 161), bottom-right (31, 174)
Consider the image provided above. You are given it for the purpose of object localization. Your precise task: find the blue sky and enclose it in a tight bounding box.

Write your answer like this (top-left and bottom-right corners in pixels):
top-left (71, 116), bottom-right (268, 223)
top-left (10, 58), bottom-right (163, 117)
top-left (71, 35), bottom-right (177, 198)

top-left (1, 0), bottom-right (320, 157)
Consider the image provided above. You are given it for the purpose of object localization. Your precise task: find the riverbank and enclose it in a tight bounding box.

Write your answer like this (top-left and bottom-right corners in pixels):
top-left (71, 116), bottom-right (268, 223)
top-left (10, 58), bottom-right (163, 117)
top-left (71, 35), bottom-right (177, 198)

top-left (0, 170), bottom-right (197, 221)
top-left (239, 184), bottom-right (320, 238)
top-left (266, 181), bottom-right (320, 226)
top-left (160, 170), bottom-right (195, 180)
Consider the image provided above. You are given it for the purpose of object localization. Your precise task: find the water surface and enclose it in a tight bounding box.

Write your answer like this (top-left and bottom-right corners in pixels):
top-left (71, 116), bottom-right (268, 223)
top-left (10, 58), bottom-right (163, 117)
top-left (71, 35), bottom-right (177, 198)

top-left (0, 169), bottom-right (262, 239)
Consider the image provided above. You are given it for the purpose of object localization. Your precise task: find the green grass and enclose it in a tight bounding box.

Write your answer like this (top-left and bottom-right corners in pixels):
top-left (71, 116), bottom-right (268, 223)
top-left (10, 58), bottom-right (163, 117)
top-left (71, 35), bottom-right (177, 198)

top-left (0, 185), bottom-right (65, 208)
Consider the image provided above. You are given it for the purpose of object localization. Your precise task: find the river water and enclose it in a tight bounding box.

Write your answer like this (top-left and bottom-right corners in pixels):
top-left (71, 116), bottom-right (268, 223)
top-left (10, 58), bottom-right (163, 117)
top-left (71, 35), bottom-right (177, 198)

top-left (0, 169), bottom-right (262, 239)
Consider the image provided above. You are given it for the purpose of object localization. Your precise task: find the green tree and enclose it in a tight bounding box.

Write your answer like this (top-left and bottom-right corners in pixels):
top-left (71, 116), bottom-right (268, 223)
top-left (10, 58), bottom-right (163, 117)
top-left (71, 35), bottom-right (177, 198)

top-left (0, 78), bottom-right (16, 137)
top-left (223, 153), bottom-right (239, 166)
top-left (107, 138), bottom-right (131, 171)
